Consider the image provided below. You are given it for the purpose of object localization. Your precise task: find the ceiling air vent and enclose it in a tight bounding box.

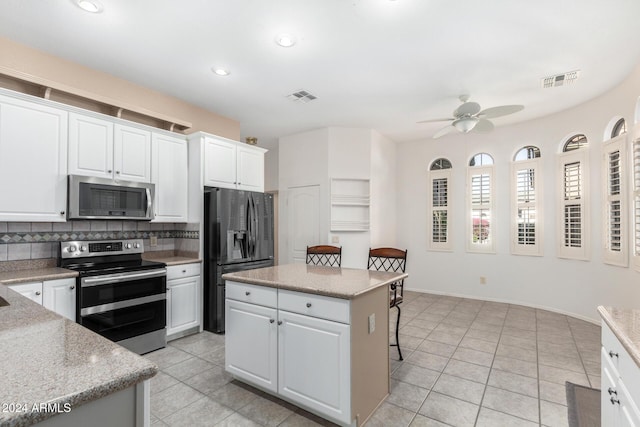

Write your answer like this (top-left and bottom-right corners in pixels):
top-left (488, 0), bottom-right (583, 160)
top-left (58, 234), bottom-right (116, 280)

top-left (541, 70), bottom-right (580, 88)
top-left (286, 90), bottom-right (317, 103)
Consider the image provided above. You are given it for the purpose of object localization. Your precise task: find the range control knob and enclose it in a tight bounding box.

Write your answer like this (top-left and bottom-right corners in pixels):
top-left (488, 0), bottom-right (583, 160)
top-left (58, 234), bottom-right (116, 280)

top-left (133, 242), bottom-right (141, 249)
top-left (68, 245), bottom-right (77, 253)
top-left (125, 243), bottom-right (132, 249)
top-left (80, 245), bottom-right (88, 252)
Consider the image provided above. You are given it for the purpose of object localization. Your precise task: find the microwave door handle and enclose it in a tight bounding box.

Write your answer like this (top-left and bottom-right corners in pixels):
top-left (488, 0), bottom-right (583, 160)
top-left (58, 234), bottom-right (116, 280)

top-left (145, 187), bottom-right (152, 218)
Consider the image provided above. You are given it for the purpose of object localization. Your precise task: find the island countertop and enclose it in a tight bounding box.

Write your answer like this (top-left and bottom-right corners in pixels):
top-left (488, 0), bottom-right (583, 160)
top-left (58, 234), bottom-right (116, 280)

top-left (222, 263), bottom-right (408, 299)
top-left (0, 284), bottom-right (157, 427)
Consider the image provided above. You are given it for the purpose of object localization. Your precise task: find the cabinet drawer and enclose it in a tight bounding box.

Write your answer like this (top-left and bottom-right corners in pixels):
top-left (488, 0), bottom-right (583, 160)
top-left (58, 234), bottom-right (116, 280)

top-left (278, 289), bottom-right (350, 324)
top-left (602, 322), bottom-right (624, 371)
top-left (167, 263), bottom-right (201, 280)
top-left (226, 281), bottom-right (277, 308)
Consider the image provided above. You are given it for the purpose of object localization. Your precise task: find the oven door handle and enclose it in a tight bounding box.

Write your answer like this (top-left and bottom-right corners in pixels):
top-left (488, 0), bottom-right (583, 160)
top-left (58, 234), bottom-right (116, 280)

top-left (81, 293), bottom-right (166, 316)
top-left (82, 268), bottom-right (167, 287)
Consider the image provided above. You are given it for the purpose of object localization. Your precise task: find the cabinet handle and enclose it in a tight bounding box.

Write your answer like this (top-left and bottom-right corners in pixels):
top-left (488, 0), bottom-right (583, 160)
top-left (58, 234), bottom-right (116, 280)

top-left (70, 285), bottom-right (75, 290)
top-left (108, 170), bottom-right (112, 173)
top-left (166, 287), bottom-right (170, 291)
top-left (278, 321), bottom-right (282, 325)
top-left (269, 319), bottom-right (275, 323)
top-left (60, 211), bottom-right (65, 215)
top-left (306, 302), bottom-right (312, 308)
top-left (116, 171), bottom-right (120, 174)
top-left (35, 291), bottom-right (41, 296)
top-left (182, 270), bottom-right (187, 273)
top-left (610, 397), bottom-right (620, 405)
top-left (609, 350), bottom-right (619, 358)
top-left (245, 291), bottom-right (251, 296)
top-left (608, 387), bottom-right (617, 396)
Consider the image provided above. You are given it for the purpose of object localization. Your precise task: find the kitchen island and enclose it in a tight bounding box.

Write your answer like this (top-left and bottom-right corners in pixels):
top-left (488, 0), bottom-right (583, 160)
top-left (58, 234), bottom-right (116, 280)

top-left (222, 263), bottom-right (408, 427)
top-left (0, 282), bottom-right (157, 427)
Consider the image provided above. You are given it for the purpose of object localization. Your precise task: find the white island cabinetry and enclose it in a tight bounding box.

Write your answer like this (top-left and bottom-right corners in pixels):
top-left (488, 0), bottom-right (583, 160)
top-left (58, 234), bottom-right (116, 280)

top-left (223, 264), bottom-right (404, 427)
top-left (9, 278), bottom-right (76, 321)
top-left (166, 263), bottom-right (202, 339)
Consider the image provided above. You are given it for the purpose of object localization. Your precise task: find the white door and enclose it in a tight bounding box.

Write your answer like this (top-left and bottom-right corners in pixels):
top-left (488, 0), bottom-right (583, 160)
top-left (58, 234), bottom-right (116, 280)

top-left (204, 137), bottom-right (237, 188)
top-left (225, 299), bottom-right (278, 393)
top-left (237, 145), bottom-right (264, 192)
top-left (167, 276), bottom-right (200, 336)
top-left (152, 134), bottom-right (188, 222)
top-left (0, 96), bottom-right (68, 222)
top-left (114, 124), bottom-right (151, 183)
top-left (278, 309), bottom-right (351, 425)
top-left (68, 112), bottom-right (113, 179)
top-left (42, 278), bottom-right (76, 321)
top-left (287, 185), bottom-right (320, 263)
top-left (9, 282), bottom-right (43, 305)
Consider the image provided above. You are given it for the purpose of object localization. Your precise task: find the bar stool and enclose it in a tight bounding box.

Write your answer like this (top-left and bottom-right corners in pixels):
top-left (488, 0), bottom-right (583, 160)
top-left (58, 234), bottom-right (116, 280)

top-left (306, 245), bottom-right (342, 267)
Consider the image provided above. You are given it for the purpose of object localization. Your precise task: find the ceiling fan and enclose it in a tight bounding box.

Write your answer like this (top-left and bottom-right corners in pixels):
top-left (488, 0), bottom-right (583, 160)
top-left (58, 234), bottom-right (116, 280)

top-left (419, 95), bottom-right (524, 139)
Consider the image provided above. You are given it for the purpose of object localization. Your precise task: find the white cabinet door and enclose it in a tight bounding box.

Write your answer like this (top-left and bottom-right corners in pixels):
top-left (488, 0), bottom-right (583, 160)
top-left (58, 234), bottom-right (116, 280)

top-left (68, 112), bottom-right (113, 179)
top-left (167, 275), bottom-right (200, 336)
top-left (278, 309), bottom-right (351, 425)
top-left (237, 145), bottom-right (264, 192)
top-left (9, 282), bottom-right (43, 305)
top-left (152, 133), bottom-right (188, 222)
top-left (0, 96), bottom-right (68, 222)
top-left (42, 278), bottom-right (76, 321)
top-left (225, 299), bottom-right (278, 393)
top-left (204, 137), bottom-right (237, 188)
top-left (114, 124), bottom-right (151, 183)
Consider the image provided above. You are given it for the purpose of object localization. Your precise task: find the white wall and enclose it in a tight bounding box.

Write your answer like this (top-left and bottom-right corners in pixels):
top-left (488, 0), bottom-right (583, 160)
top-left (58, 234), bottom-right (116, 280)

top-left (264, 146), bottom-right (279, 192)
top-left (396, 64), bottom-right (640, 322)
top-left (370, 130), bottom-right (397, 248)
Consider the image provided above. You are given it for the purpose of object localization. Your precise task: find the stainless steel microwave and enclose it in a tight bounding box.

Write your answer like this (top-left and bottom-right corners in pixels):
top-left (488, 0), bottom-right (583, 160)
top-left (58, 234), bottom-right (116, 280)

top-left (67, 175), bottom-right (155, 220)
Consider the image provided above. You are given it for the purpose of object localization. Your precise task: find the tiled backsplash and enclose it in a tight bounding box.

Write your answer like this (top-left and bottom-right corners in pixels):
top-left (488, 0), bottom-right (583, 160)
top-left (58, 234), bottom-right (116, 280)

top-left (0, 221), bottom-right (199, 262)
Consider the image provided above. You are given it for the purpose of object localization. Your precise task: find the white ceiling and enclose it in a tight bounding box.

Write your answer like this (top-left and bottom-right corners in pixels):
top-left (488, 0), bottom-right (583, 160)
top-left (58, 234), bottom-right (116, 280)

top-left (1, 0), bottom-right (639, 149)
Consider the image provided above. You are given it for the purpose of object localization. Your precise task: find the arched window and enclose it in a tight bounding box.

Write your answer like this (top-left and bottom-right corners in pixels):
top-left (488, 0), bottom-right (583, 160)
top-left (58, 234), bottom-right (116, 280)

top-left (467, 153), bottom-right (494, 253)
top-left (558, 135), bottom-right (589, 260)
top-left (611, 118), bottom-right (627, 138)
top-left (511, 146), bottom-right (543, 256)
top-left (428, 158), bottom-right (453, 251)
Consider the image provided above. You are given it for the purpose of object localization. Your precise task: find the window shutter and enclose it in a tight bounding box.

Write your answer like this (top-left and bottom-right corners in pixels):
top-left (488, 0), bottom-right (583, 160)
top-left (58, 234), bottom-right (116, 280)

top-left (602, 134), bottom-right (627, 267)
top-left (428, 168), bottom-right (452, 251)
top-left (467, 167), bottom-right (495, 253)
top-left (557, 150), bottom-right (589, 260)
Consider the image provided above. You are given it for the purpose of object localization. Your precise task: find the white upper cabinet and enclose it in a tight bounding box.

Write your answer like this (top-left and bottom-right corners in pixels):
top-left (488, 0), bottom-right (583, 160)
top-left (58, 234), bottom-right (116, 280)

top-left (0, 94), bottom-right (68, 222)
top-left (69, 112), bottom-right (151, 183)
top-left (202, 135), bottom-right (266, 192)
top-left (152, 133), bottom-right (188, 222)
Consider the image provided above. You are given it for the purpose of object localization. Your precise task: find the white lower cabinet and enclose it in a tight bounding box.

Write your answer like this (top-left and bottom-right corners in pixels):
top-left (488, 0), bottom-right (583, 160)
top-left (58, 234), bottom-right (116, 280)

top-left (225, 282), bottom-right (352, 426)
top-left (601, 322), bottom-right (640, 427)
top-left (166, 264), bottom-right (202, 339)
top-left (9, 278), bottom-right (76, 321)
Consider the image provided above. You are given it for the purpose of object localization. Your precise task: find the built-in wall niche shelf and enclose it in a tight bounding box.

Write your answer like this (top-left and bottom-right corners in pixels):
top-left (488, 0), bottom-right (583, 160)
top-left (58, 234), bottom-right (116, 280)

top-left (330, 178), bottom-right (370, 231)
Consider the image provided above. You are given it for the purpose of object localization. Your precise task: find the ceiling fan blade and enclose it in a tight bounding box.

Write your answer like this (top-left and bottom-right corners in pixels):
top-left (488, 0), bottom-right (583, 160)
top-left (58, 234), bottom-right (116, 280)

top-left (473, 118), bottom-right (494, 133)
top-left (417, 117), bottom-right (455, 124)
top-left (432, 125), bottom-right (457, 139)
top-left (454, 101), bottom-right (481, 117)
top-left (478, 105), bottom-right (524, 119)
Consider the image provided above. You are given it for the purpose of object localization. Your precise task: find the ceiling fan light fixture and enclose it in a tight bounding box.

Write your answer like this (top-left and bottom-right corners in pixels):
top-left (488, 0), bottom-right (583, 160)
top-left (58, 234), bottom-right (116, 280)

top-left (453, 116), bottom-right (479, 133)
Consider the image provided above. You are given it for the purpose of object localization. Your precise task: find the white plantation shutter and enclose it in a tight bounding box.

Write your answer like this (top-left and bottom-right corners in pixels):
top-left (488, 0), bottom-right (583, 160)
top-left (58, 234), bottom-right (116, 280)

top-left (467, 160), bottom-right (495, 253)
top-left (557, 149), bottom-right (589, 260)
top-left (602, 134), bottom-right (627, 267)
top-left (428, 164), bottom-right (452, 251)
top-left (511, 155), bottom-right (543, 256)
top-left (632, 133), bottom-right (640, 271)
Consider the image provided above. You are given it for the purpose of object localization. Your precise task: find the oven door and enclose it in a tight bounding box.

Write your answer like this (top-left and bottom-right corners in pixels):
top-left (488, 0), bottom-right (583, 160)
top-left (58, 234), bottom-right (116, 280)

top-left (79, 268), bottom-right (166, 343)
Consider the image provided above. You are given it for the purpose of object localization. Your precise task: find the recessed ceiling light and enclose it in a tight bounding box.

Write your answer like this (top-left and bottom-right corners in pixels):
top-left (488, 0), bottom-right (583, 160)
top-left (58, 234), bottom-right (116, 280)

top-left (275, 34), bottom-right (297, 48)
top-left (75, 0), bottom-right (103, 13)
top-left (212, 68), bottom-right (230, 76)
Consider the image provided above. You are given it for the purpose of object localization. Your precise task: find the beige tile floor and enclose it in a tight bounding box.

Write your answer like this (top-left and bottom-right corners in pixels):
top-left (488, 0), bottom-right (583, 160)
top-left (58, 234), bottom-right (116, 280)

top-left (144, 291), bottom-right (601, 426)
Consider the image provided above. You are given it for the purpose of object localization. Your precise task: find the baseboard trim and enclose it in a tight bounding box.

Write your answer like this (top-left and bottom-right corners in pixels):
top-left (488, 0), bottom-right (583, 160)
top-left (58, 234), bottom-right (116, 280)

top-left (404, 287), bottom-right (600, 326)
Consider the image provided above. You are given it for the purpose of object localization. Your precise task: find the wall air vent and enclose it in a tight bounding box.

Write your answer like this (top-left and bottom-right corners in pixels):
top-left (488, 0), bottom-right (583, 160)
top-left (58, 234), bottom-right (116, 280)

top-left (286, 89), bottom-right (317, 103)
top-left (541, 70), bottom-right (580, 88)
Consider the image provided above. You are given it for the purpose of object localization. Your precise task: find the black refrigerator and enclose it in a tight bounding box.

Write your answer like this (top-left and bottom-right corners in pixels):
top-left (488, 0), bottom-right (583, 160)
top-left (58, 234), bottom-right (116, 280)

top-left (203, 187), bottom-right (274, 333)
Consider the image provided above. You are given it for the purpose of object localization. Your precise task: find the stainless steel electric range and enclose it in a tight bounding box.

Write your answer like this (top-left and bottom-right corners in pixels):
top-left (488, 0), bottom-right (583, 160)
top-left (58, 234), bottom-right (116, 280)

top-left (60, 239), bottom-right (167, 355)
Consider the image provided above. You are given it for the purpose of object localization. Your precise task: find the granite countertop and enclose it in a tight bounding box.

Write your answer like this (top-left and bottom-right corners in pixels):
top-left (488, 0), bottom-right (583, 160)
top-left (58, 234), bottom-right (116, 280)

top-left (222, 263), bottom-right (408, 299)
top-left (142, 252), bottom-right (201, 266)
top-left (0, 268), bottom-right (78, 285)
top-left (0, 284), bottom-right (157, 426)
top-left (598, 306), bottom-right (640, 368)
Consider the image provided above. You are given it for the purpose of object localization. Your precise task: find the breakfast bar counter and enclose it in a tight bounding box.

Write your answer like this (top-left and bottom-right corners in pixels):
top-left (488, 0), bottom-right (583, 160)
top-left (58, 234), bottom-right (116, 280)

top-left (222, 263), bottom-right (407, 427)
top-left (0, 283), bottom-right (157, 427)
